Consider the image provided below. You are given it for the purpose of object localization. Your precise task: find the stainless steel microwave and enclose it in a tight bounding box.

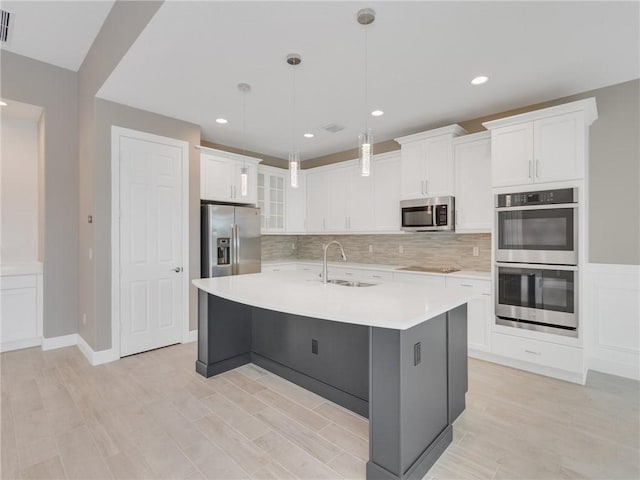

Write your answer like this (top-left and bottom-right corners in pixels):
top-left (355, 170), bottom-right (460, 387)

top-left (400, 197), bottom-right (455, 232)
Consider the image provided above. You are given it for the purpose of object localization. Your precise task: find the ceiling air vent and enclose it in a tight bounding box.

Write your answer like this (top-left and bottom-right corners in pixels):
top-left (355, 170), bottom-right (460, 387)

top-left (0, 10), bottom-right (12, 43)
top-left (322, 123), bottom-right (345, 134)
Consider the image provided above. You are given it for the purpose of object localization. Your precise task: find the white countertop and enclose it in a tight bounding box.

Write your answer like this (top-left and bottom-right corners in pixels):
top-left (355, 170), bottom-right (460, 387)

top-left (1, 262), bottom-right (43, 276)
top-left (262, 260), bottom-right (491, 280)
top-left (192, 270), bottom-right (476, 330)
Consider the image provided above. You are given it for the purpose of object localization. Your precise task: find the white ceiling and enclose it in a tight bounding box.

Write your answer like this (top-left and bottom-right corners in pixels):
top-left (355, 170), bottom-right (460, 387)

top-left (0, 1), bottom-right (114, 71)
top-left (6, 2), bottom-right (638, 161)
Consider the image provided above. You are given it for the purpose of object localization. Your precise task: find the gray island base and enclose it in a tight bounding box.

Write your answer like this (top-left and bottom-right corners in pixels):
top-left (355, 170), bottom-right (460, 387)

top-left (196, 291), bottom-right (468, 480)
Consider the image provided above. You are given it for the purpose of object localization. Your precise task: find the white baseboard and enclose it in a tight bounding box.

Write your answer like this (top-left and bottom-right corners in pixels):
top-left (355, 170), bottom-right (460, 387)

top-left (186, 329), bottom-right (198, 343)
top-left (41, 333), bottom-right (77, 351)
top-left (76, 334), bottom-right (118, 366)
top-left (1, 337), bottom-right (42, 353)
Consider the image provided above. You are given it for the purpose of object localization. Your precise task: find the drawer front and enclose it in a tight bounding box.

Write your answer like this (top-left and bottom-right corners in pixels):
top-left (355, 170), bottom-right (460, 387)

top-left (297, 264), bottom-right (322, 276)
top-left (0, 275), bottom-right (37, 290)
top-left (263, 264), bottom-right (297, 272)
top-left (393, 272), bottom-right (446, 288)
top-left (446, 277), bottom-right (491, 295)
top-left (330, 267), bottom-right (362, 280)
top-left (359, 270), bottom-right (394, 282)
top-left (492, 332), bottom-right (583, 372)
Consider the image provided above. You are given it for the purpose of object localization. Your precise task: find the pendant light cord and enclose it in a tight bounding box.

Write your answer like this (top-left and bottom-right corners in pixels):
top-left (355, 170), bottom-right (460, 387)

top-left (291, 65), bottom-right (296, 153)
top-left (364, 25), bottom-right (368, 132)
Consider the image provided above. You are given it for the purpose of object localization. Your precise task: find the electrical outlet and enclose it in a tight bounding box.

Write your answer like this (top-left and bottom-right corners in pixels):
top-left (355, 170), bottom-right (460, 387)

top-left (473, 246), bottom-right (479, 257)
top-left (292, 243), bottom-right (296, 250)
top-left (399, 245), bottom-right (404, 254)
top-left (83, 313), bottom-right (87, 325)
top-left (368, 244), bottom-right (373, 253)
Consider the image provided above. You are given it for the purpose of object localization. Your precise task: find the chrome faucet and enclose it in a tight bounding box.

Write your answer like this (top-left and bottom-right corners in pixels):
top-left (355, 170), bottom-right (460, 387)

top-left (322, 241), bottom-right (347, 284)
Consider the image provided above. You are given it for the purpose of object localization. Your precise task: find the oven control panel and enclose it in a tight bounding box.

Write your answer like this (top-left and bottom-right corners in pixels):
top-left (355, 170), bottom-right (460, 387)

top-left (497, 187), bottom-right (577, 207)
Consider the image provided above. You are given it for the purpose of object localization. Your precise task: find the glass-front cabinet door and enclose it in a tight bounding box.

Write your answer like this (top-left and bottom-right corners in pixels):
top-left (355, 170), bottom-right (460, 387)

top-left (257, 169), bottom-right (286, 232)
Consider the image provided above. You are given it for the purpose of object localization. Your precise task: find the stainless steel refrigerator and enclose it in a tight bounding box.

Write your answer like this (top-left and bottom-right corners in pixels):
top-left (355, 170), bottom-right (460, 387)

top-left (201, 204), bottom-right (261, 277)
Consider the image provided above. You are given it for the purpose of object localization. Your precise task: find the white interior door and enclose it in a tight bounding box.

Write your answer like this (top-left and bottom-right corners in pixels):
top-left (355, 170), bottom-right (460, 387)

top-left (119, 135), bottom-right (184, 356)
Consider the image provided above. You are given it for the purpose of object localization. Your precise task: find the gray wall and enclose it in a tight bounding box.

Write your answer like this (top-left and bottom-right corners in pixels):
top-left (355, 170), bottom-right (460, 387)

top-left (305, 80), bottom-right (640, 265)
top-left (0, 52), bottom-right (79, 338)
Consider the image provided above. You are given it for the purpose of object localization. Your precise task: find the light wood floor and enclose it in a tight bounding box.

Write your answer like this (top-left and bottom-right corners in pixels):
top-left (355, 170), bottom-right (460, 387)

top-left (1, 343), bottom-right (638, 479)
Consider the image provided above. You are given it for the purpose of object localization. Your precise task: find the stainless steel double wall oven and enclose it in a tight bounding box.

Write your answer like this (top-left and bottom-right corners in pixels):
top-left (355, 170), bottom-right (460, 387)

top-left (494, 188), bottom-right (579, 336)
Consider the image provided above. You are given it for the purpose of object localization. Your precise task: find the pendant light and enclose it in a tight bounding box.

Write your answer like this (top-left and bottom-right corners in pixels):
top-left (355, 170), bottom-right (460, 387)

top-left (357, 8), bottom-right (375, 177)
top-left (287, 53), bottom-right (302, 188)
top-left (238, 82), bottom-right (250, 196)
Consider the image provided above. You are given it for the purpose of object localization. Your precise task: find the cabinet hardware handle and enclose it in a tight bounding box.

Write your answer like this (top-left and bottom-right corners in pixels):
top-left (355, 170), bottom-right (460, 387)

top-left (524, 349), bottom-right (541, 356)
top-left (230, 185), bottom-right (233, 198)
top-left (535, 159), bottom-right (540, 178)
top-left (460, 284), bottom-right (473, 287)
top-left (481, 293), bottom-right (491, 296)
top-left (372, 275), bottom-right (382, 278)
top-left (528, 161), bottom-right (533, 178)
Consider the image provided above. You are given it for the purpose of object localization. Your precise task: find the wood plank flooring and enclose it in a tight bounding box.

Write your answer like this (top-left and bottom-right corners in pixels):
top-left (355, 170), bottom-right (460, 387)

top-left (1, 343), bottom-right (638, 479)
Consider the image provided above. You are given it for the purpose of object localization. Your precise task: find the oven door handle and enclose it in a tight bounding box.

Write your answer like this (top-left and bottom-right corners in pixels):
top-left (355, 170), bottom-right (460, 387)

top-left (495, 203), bottom-right (578, 212)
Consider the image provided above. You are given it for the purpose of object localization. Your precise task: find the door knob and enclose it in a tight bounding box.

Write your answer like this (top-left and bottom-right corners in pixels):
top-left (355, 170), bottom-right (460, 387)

top-left (172, 267), bottom-right (182, 273)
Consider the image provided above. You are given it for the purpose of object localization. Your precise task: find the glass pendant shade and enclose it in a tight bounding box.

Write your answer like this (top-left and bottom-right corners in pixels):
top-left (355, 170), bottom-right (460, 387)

top-left (359, 130), bottom-right (372, 177)
top-left (289, 152), bottom-right (300, 188)
top-left (240, 166), bottom-right (248, 196)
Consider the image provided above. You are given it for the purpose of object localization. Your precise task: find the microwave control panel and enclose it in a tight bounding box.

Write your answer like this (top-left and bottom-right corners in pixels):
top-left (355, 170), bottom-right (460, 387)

top-left (497, 187), bottom-right (577, 208)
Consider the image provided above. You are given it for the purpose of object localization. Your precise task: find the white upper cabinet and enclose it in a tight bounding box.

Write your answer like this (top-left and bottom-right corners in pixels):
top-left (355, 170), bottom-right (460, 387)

top-left (347, 165), bottom-right (374, 231)
top-left (306, 170), bottom-right (329, 232)
top-left (258, 167), bottom-right (286, 232)
top-left (490, 123), bottom-right (533, 187)
top-left (200, 148), bottom-right (261, 204)
top-left (396, 124), bottom-right (467, 200)
top-left (534, 112), bottom-right (585, 183)
top-left (484, 98), bottom-right (597, 188)
top-left (454, 132), bottom-right (492, 233)
top-left (373, 152), bottom-right (401, 231)
top-left (285, 170), bottom-right (306, 233)
top-left (326, 165), bottom-right (351, 231)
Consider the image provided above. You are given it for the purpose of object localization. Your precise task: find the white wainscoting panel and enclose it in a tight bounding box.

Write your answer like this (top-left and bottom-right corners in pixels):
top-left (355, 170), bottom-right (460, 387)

top-left (585, 263), bottom-right (640, 380)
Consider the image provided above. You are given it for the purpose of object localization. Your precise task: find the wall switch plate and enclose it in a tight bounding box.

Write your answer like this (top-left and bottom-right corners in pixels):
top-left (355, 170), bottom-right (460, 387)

top-left (399, 245), bottom-right (404, 254)
top-left (368, 244), bottom-right (373, 253)
top-left (473, 246), bottom-right (479, 257)
top-left (312, 339), bottom-right (318, 355)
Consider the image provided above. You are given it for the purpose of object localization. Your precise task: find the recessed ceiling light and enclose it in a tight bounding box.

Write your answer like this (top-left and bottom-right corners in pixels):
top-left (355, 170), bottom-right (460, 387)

top-left (470, 75), bottom-right (489, 85)
top-left (0, 101), bottom-right (7, 107)
top-left (215, 118), bottom-right (228, 124)
top-left (303, 133), bottom-right (314, 138)
top-left (371, 110), bottom-right (384, 117)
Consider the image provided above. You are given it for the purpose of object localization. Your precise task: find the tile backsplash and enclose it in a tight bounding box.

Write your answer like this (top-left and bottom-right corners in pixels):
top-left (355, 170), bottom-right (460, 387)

top-left (262, 233), bottom-right (491, 271)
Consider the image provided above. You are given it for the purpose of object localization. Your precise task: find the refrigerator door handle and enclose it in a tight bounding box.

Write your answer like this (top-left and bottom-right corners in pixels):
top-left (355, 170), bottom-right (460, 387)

top-left (232, 223), bottom-right (240, 275)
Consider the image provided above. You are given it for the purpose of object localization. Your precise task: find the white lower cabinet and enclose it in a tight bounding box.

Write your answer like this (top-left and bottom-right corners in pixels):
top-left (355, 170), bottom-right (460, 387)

top-left (392, 272), bottom-right (446, 288)
top-left (446, 277), bottom-right (492, 353)
top-left (1, 273), bottom-right (42, 352)
top-left (491, 332), bottom-right (584, 374)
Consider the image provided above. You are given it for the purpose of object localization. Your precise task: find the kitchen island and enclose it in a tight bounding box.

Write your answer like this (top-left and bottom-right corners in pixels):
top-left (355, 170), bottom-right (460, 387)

top-left (193, 271), bottom-right (474, 480)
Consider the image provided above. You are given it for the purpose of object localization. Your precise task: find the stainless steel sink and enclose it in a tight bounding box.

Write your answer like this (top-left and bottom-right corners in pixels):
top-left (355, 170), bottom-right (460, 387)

top-left (327, 279), bottom-right (376, 287)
